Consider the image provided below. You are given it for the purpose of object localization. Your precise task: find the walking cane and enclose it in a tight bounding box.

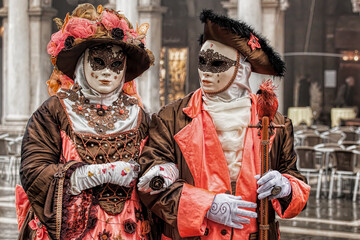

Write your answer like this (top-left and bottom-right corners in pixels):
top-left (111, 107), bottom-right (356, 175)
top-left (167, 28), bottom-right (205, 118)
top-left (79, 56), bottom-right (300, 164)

top-left (249, 116), bottom-right (270, 240)
top-left (248, 79), bottom-right (286, 240)
top-left (259, 116), bottom-right (271, 240)
top-left (249, 117), bottom-right (284, 240)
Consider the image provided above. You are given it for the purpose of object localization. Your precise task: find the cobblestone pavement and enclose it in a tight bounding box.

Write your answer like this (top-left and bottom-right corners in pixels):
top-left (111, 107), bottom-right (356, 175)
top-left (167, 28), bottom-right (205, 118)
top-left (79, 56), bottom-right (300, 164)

top-left (0, 174), bottom-right (359, 239)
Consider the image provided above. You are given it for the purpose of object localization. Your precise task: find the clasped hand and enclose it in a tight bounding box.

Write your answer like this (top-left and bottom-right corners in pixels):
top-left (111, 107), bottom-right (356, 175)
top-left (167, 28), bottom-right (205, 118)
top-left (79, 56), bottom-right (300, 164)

top-left (138, 162), bottom-right (179, 195)
top-left (255, 170), bottom-right (291, 200)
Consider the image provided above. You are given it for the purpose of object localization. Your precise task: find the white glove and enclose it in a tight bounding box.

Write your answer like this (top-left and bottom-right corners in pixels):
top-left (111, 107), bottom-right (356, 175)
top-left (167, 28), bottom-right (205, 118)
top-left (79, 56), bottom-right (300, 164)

top-left (206, 193), bottom-right (257, 229)
top-left (138, 162), bottom-right (179, 195)
top-left (255, 170), bottom-right (291, 200)
top-left (70, 161), bottom-right (140, 195)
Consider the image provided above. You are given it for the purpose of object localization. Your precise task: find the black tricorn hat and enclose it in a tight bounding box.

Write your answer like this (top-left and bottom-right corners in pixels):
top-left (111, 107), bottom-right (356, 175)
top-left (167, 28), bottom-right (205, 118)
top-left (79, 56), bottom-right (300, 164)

top-left (199, 10), bottom-right (285, 76)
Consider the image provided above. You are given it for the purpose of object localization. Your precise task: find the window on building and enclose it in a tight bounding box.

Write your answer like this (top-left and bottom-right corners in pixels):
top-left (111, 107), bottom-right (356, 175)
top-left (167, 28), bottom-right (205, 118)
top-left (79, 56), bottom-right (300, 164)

top-left (159, 47), bottom-right (188, 107)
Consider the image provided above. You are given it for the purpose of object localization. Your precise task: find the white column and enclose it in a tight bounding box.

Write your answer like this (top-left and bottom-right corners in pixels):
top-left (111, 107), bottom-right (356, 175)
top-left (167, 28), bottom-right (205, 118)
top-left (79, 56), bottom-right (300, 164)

top-left (0, 1), bottom-right (8, 127)
top-left (237, 0), bottom-right (262, 32)
top-left (261, 0), bottom-right (288, 114)
top-left (221, 0), bottom-right (238, 19)
top-left (237, 0), bottom-right (265, 113)
top-left (351, 0), bottom-right (360, 12)
top-left (105, 0), bottom-right (116, 10)
top-left (29, 1), bottom-right (57, 112)
top-left (137, 0), bottom-right (166, 113)
top-left (5, 0), bottom-right (30, 125)
top-left (237, 0), bottom-right (287, 114)
top-left (116, 0), bottom-right (138, 26)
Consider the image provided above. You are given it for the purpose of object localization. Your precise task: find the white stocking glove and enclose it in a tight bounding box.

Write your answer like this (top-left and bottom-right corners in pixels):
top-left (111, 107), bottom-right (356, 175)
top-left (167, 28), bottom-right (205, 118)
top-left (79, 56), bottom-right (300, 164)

top-left (70, 161), bottom-right (140, 195)
top-left (138, 162), bottom-right (179, 195)
top-left (255, 170), bottom-right (291, 200)
top-left (206, 193), bottom-right (257, 229)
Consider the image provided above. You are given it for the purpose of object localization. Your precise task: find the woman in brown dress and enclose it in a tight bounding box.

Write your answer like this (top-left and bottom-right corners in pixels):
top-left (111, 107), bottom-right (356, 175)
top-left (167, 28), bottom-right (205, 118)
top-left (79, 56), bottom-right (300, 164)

top-left (17, 3), bottom-right (154, 240)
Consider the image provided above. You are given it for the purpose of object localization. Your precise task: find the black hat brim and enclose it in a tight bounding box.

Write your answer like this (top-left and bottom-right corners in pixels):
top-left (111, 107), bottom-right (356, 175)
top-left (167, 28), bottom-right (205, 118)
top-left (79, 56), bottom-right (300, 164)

top-left (56, 38), bottom-right (151, 82)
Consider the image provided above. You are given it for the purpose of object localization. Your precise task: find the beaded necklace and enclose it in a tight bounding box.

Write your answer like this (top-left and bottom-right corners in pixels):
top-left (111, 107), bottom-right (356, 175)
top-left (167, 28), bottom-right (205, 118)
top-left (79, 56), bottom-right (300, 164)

top-left (57, 83), bottom-right (138, 134)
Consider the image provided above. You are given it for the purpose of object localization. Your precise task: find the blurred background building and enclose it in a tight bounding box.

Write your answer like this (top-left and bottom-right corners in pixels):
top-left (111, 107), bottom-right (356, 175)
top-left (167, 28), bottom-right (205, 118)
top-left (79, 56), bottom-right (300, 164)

top-left (0, 0), bottom-right (359, 133)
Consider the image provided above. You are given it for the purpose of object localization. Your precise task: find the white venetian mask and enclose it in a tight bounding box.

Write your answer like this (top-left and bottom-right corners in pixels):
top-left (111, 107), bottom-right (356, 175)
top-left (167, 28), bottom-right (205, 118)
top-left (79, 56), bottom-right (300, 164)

top-left (84, 44), bottom-right (127, 94)
top-left (198, 40), bottom-right (239, 94)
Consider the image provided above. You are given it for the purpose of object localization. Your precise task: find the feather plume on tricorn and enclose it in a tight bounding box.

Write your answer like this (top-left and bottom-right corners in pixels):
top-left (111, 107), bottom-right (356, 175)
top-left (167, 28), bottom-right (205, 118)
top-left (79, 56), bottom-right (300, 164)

top-left (256, 79), bottom-right (278, 122)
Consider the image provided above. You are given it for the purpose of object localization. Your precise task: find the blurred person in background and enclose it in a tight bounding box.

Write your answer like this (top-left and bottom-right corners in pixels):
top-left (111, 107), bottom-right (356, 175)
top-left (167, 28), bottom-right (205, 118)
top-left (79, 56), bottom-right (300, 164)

top-left (335, 76), bottom-right (355, 107)
top-left (298, 74), bottom-right (311, 107)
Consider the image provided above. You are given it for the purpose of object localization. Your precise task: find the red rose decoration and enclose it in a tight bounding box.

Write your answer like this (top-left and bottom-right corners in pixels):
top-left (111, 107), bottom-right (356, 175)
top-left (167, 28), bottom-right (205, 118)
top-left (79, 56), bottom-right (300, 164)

top-left (248, 33), bottom-right (261, 51)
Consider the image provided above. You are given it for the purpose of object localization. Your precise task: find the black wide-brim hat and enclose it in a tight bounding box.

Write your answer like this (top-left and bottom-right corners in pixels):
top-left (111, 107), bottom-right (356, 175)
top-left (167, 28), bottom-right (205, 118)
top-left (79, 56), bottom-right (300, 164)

top-left (199, 10), bottom-right (285, 76)
top-left (57, 38), bottom-right (151, 83)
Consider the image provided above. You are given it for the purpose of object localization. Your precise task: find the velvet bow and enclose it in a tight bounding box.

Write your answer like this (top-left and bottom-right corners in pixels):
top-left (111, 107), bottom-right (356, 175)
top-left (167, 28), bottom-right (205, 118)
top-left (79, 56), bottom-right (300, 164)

top-left (28, 216), bottom-right (49, 240)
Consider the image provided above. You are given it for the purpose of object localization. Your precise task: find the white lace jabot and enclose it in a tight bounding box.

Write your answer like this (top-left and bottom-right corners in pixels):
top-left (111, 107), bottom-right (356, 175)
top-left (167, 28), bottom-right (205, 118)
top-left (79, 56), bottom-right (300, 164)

top-left (203, 95), bottom-right (251, 181)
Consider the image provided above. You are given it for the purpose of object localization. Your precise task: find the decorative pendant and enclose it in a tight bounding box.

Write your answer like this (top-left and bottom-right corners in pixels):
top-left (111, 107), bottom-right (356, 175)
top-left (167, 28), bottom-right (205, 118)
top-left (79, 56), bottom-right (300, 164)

top-left (97, 105), bottom-right (106, 116)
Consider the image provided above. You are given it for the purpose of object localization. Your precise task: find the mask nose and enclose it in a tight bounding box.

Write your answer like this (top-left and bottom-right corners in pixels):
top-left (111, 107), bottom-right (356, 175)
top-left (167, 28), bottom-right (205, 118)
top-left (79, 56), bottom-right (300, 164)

top-left (203, 72), bottom-right (212, 77)
top-left (101, 68), bottom-right (112, 78)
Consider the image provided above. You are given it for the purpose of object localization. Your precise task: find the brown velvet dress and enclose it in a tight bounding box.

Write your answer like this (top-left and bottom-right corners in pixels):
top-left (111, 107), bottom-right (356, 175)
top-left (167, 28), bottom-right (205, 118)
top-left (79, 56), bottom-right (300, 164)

top-left (138, 90), bottom-right (309, 240)
top-left (19, 95), bottom-right (149, 240)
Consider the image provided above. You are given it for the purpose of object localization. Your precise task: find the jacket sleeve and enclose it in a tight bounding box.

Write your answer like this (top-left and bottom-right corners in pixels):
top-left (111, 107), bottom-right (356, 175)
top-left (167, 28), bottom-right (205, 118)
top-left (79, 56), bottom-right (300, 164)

top-left (271, 116), bottom-right (310, 218)
top-left (20, 97), bottom-right (82, 239)
top-left (138, 113), bottom-right (184, 226)
top-left (138, 111), bottom-right (215, 237)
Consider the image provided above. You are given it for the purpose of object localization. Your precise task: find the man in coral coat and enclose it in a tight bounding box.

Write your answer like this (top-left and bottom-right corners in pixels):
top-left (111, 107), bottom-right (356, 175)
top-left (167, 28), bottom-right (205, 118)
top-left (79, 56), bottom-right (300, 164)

top-left (137, 10), bottom-right (310, 240)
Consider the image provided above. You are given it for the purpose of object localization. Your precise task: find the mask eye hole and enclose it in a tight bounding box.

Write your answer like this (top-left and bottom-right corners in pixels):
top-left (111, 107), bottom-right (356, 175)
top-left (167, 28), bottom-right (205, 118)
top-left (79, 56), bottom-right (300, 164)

top-left (211, 60), bottom-right (224, 67)
top-left (199, 56), bottom-right (206, 65)
top-left (111, 61), bottom-right (122, 68)
top-left (94, 57), bottom-right (105, 66)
